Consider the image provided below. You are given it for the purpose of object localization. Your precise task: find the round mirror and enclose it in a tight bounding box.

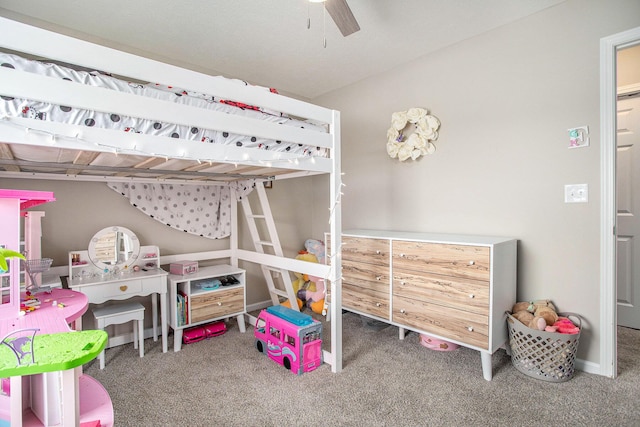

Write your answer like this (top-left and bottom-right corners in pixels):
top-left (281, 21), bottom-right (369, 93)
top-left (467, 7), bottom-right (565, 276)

top-left (88, 226), bottom-right (140, 271)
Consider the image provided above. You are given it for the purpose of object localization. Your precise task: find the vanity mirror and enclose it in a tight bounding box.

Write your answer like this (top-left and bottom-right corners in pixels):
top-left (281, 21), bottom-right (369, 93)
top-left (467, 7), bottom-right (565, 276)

top-left (88, 226), bottom-right (140, 271)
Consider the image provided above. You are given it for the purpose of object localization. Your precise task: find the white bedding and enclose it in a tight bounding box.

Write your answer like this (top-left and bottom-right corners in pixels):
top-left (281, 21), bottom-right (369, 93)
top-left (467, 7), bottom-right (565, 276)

top-left (0, 52), bottom-right (327, 157)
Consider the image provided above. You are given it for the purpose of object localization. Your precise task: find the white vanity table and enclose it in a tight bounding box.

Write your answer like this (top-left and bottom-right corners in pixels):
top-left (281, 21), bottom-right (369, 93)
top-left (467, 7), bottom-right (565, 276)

top-left (67, 226), bottom-right (169, 353)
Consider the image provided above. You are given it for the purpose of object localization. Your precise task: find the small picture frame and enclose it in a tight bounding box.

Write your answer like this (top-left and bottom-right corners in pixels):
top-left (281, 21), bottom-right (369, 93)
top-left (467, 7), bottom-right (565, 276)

top-left (263, 180), bottom-right (273, 189)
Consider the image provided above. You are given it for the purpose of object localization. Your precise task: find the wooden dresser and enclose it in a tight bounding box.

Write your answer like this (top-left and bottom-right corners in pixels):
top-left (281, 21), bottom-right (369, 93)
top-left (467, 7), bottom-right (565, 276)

top-left (330, 229), bottom-right (517, 381)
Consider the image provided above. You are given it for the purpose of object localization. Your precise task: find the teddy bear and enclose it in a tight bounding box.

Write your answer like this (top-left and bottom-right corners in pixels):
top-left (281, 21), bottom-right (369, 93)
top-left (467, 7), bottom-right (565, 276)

top-left (511, 299), bottom-right (559, 331)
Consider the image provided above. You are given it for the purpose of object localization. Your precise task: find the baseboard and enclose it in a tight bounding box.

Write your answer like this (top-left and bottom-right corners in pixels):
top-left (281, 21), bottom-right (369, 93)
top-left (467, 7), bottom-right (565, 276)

top-left (575, 358), bottom-right (604, 376)
top-left (105, 327), bottom-right (161, 350)
top-left (246, 300), bottom-right (273, 314)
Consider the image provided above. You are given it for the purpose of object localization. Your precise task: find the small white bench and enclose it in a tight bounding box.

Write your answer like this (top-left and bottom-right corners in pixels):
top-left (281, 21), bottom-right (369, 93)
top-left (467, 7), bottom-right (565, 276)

top-left (93, 302), bottom-right (145, 369)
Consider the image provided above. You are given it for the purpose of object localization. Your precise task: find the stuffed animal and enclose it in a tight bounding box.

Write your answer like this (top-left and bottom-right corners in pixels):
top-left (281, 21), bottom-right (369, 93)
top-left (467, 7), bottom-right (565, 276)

top-left (305, 239), bottom-right (326, 265)
top-left (280, 251), bottom-right (318, 311)
top-left (511, 299), bottom-right (559, 331)
top-left (546, 317), bottom-right (580, 334)
top-left (302, 274), bottom-right (327, 315)
top-left (280, 240), bottom-right (328, 315)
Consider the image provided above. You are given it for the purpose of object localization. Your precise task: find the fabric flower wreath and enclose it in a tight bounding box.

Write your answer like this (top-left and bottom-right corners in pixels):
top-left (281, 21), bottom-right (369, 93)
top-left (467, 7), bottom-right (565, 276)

top-left (386, 107), bottom-right (441, 161)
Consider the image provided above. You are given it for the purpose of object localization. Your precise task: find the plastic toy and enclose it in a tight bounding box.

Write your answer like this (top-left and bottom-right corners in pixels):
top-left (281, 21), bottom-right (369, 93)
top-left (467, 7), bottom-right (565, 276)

top-left (254, 305), bottom-right (322, 374)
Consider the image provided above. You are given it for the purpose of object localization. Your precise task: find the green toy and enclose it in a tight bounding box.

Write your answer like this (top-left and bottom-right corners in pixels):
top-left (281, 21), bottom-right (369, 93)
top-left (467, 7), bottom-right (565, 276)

top-left (0, 330), bottom-right (107, 377)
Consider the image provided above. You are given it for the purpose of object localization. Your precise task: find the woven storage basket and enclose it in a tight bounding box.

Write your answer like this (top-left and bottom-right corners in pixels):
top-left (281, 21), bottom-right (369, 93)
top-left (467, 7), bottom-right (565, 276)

top-left (506, 311), bottom-right (582, 382)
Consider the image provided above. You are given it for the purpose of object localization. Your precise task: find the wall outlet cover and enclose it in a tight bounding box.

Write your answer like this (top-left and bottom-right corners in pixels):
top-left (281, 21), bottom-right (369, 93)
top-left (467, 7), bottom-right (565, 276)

top-left (565, 184), bottom-right (588, 203)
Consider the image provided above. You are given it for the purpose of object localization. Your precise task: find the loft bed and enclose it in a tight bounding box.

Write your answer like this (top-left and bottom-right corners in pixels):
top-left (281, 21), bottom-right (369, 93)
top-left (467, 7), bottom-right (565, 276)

top-left (0, 17), bottom-right (344, 372)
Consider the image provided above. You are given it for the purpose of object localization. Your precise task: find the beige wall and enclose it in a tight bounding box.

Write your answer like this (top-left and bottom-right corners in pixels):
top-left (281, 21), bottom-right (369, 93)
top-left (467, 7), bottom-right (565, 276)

top-left (312, 0), bottom-right (640, 365)
top-left (618, 43), bottom-right (640, 87)
top-left (0, 176), bottom-right (317, 305)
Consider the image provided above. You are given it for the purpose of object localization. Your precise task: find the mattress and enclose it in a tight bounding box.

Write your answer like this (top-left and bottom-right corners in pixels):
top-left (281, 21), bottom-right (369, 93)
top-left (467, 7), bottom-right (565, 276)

top-left (0, 52), bottom-right (327, 157)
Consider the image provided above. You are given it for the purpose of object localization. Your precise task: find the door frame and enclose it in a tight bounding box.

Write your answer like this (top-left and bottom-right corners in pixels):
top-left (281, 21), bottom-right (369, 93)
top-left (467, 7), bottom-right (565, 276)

top-left (600, 26), bottom-right (640, 379)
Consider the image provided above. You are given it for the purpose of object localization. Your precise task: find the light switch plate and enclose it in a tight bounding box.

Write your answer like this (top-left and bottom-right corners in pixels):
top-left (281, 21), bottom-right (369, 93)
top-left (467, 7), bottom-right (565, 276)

top-left (568, 126), bottom-right (589, 148)
top-left (565, 184), bottom-right (588, 203)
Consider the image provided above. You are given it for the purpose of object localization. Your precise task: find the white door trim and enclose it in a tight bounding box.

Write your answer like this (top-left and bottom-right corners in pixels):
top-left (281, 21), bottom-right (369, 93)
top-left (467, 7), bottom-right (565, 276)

top-left (600, 26), bottom-right (640, 379)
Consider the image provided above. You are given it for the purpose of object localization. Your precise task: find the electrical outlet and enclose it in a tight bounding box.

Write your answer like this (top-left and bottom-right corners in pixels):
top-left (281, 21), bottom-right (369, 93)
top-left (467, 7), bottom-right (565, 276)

top-left (565, 184), bottom-right (588, 203)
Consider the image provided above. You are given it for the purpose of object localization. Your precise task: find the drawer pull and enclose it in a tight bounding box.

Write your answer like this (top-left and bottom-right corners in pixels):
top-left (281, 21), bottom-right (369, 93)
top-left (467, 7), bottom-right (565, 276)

top-left (375, 302), bottom-right (381, 307)
top-left (119, 286), bottom-right (128, 292)
top-left (467, 326), bottom-right (474, 332)
top-left (400, 281), bottom-right (406, 286)
top-left (400, 309), bottom-right (406, 314)
top-left (376, 276), bottom-right (382, 281)
top-left (218, 302), bottom-right (222, 306)
top-left (469, 260), bottom-right (475, 265)
top-left (376, 250), bottom-right (381, 255)
top-left (400, 253), bottom-right (405, 258)
top-left (469, 294), bottom-right (475, 299)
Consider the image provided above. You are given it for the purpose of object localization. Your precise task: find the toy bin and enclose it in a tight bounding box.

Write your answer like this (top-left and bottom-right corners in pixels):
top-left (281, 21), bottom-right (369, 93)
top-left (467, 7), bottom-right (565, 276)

top-left (506, 311), bottom-right (582, 383)
top-left (170, 261), bottom-right (198, 275)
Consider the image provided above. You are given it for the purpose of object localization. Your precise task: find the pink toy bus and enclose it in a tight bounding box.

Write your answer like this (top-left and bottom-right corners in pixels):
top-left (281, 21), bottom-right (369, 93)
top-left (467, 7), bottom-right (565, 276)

top-left (254, 305), bottom-right (323, 374)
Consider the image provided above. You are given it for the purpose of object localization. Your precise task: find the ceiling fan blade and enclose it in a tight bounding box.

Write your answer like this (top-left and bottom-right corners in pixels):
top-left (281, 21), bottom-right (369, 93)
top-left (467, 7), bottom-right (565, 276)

top-left (325, 0), bottom-right (360, 37)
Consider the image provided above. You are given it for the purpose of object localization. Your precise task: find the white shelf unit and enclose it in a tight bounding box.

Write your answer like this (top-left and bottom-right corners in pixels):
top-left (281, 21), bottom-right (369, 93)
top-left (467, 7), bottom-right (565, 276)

top-left (168, 265), bottom-right (246, 352)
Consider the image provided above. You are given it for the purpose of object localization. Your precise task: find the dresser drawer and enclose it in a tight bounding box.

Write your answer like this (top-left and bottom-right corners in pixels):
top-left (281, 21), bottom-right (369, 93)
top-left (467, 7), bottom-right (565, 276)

top-left (343, 282), bottom-right (389, 319)
top-left (392, 295), bottom-right (489, 349)
top-left (342, 236), bottom-right (390, 266)
top-left (342, 259), bottom-right (389, 293)
top-left (191, 287), bottom-right (244, 324)
top-left (393, 241), bottom-right (490, 281)
top-left (393, 271), bottom-right (489, 315)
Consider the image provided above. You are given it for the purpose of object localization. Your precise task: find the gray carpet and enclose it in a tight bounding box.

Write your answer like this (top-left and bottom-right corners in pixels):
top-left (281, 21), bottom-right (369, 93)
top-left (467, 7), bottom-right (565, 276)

top-left (83, 312), bottom-right (640, 426)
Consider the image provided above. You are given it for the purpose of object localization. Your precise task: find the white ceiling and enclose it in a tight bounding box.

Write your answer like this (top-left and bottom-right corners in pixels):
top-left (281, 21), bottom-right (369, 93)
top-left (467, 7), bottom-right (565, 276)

top-left (0, 0), bottom-right (565, 99)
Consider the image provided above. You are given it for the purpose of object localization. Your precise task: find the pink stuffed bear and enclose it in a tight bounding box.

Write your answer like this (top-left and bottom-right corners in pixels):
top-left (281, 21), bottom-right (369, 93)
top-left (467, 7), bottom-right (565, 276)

top-left (299, 275), bottom-right (326, 315)
top-left (545, 317), bottom-right (580, 334)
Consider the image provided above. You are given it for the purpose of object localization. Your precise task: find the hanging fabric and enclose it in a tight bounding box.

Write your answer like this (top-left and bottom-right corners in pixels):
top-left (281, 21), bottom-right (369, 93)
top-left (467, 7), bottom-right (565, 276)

top-left (107, 180), bottom-right (256, 239)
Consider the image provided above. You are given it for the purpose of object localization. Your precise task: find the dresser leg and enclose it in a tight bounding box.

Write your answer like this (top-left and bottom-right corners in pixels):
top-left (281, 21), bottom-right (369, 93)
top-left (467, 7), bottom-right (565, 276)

top-left (398, 327), bottom-right (407, 340)
top-left (480, 352), bottom-right (493, 381)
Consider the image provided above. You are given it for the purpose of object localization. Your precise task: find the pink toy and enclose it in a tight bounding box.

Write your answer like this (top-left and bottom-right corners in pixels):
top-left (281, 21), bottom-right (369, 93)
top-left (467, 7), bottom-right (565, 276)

top-left (419, 334), bottom-right (460, 351)
top-left (254, 305), bottom-right (323, 375)
top-left (545, 317), bottom-right (580, 334)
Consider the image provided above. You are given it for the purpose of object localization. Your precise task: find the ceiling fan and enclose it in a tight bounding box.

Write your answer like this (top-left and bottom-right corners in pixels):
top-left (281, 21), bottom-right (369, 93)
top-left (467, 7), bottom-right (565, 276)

top-left (311, 0), bottom-right (360, 37)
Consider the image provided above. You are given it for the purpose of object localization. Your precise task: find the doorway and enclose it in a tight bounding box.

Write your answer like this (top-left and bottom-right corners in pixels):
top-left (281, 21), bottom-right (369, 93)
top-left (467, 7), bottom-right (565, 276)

top-left (601, 26), bottom-right (640, 379)
top-left (616, 46), bottom-right (640, 330)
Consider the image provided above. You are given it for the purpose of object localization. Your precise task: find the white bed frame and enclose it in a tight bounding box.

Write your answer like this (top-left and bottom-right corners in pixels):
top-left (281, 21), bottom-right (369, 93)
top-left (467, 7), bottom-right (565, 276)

top-left (0, 17), bottom-right (343, 373)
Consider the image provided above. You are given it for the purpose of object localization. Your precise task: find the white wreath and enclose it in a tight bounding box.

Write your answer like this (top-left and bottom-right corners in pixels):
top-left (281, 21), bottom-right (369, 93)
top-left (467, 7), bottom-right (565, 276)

top-left (386, 107), bottom-right (441, 161)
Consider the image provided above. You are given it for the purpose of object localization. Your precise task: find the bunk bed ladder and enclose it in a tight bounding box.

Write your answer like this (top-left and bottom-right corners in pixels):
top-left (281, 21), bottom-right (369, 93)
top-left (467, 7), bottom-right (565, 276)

top-left (241, 183), bottom-right (299, 311)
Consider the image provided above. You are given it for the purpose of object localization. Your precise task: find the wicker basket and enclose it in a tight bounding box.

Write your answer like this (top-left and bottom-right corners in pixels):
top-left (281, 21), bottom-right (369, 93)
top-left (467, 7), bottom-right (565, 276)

top-left (506, 311), bottom-right (582, 383)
